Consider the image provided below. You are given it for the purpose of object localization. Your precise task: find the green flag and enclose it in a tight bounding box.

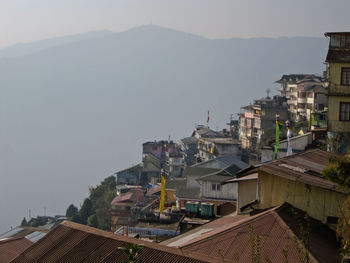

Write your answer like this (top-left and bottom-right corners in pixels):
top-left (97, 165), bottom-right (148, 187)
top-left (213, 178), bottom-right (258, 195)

top-left (274, 114), bottom-right (283, 160)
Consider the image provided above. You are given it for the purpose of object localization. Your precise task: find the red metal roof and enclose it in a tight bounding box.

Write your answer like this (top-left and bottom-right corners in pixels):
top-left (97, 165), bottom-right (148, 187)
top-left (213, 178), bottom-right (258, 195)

top-left (11, 221), bottom-right (218, 263)
top-left (0, 237), bottom-right (33, 263)
top-left (180, 203), bottom-right (339, 263)
top-left (110, 193), bottom-right (133, 205)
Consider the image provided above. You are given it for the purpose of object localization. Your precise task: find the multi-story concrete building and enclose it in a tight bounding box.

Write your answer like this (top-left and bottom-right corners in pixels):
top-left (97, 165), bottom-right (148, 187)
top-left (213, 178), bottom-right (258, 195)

top-left (239, 96), bottom-right (288, 150)
top-left (325, 32), bottom-right (350, 133)
top-left (276, 74), bottom-right (327, 122)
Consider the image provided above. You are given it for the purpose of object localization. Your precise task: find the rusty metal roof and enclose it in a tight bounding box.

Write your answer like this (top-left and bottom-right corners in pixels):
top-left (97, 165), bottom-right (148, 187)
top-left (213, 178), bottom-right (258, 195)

top-left (0, 237), bottom-right (33, 263)
top-left (11, 221), bottom-right (217, 263)
top-left (110, 192), bottom-right (133, 205)
top-left (236, 149), bottom-right (346, 193)
top-left (223, 173), bottom-right (258, 184)
top-left (180, 203), bottom-right (339, 263)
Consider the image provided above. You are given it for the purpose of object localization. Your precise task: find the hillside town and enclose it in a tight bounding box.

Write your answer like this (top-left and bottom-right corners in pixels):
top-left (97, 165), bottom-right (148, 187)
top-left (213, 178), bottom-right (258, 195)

top-left (1, 32), bottom-right (350, 262)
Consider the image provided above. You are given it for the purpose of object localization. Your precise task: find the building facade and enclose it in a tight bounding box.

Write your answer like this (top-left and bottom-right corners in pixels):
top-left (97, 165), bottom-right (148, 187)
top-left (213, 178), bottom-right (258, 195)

top-left (325, 32), bottom-right (350, 133)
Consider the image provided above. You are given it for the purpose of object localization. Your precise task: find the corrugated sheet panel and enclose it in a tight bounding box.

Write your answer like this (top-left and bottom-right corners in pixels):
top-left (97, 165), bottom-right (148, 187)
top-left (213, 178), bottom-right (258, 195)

top-left (180, 203), bottom-right (339, 263)
top-left (11, 221), bottom-right (214, 263)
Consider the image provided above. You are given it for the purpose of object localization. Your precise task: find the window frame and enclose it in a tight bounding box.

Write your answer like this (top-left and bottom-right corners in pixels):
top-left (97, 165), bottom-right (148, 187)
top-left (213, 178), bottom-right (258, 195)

top-left (341, 67), bottom-right (350, 86)
top-left (339, 102), bottom-right (350, 121)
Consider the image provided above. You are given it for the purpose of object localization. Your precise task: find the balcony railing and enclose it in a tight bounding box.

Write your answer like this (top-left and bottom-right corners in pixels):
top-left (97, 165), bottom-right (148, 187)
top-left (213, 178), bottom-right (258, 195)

top-left (297, 97), bottom-right (307, 103)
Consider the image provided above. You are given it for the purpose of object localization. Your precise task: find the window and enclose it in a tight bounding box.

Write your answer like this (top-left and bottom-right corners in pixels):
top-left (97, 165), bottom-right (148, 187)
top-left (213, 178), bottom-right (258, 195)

top-left (340, 102), bottom-right (350, 121)
top-left (341, 68), bottom-right (350, 85)
top-left (211, 183), bottom-right (221, 191)
top-left (298, 92), bottom-right (306, 98)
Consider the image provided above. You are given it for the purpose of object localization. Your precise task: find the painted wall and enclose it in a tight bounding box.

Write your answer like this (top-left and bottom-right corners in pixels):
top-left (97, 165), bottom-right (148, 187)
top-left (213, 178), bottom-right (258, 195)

top-left (237, 179), bottom-right (258, 212)
top-left (328, 62), bottom-right (350, 132)
top-left (261, 133), bottom-right (312, 162)
top-left (200, 181), bottom-right (237, 200)
top-left (328, 96), bottom-right (350, 132)
top-left (258, 171), bottom-right (346, 223)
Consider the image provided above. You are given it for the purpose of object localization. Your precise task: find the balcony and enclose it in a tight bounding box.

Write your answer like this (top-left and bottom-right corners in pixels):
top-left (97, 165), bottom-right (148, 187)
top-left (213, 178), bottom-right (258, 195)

top-left (329, 84), bottom-right (350, 96)
top-left (297, 97), bottom-right (307, 103)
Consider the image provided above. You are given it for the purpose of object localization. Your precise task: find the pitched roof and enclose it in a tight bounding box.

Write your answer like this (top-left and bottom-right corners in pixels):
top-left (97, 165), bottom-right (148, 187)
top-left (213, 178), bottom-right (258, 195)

top-left (11, 221), bottom-right (217, 263)
top-left (165, 178), bottom-right (187, 190)
top-left (223, 173), bottom-right (258, 184)
top-left (180, 203), bottom-right (339, 263)
top-left (176, 188), bottom-right (201, 200)
top-left (115, 163), bottom-right (142, 175)
top-left (181, 136), bottom-right (199, 145)
top-left (237, 149), bottom-right (347, 193)
top-left (111, 193), bottom-right (133, 205)
top-left (0, 237), bottom-right (33, 263)
top-left (326, 49), bottom-right (350, 63)
top-left (275, 74), bottom-right (320, 84)
top-left (146, 186), bottom-right (161, 196)
top-left (197, 174), bottom-right (234, 183)
top-left (162, 212), bottom-right (249, 247)
top-left (183, 167), bottom-right (221, 177)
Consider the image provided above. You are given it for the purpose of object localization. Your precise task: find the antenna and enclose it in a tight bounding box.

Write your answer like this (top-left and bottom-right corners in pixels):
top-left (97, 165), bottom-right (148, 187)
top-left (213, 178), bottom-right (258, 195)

top-left (266, 88), bottom-right (271, 98)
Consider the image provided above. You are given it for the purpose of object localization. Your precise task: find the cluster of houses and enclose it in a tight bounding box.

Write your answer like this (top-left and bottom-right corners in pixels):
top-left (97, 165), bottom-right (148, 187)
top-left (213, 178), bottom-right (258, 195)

top-left (1, 32), bottom-right (350, 263)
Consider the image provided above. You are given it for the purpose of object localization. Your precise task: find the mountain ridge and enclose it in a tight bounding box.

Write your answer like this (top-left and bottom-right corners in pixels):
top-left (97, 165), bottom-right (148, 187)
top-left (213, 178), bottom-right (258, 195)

top-left (0, 24), bottom-right (329, 233)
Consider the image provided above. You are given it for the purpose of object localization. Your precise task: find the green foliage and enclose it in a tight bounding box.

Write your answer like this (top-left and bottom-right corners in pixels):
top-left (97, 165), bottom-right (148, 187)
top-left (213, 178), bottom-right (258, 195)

top-left (248, 224), bottom-right (263, 263)
top-left (118, 242), bottom-right (143, 263)
top-left (70, 214), bottom-right (82, 224)
top-left (87, 214), bottom-right (98, 228)
top-left (21, 217), bottom-right (28, 226)
top-left (66, 204), bottom-right (78, 218)
top-left (66, 175), bottom-right (116, 230)
top-left (80, 198), bottom-right (93, 224)
top-left (322, 155), bottom-right (350, 189)
top-left (337, 196), bottom-right (350, 259)
top-left (30, 217), bottom-right (47, 227)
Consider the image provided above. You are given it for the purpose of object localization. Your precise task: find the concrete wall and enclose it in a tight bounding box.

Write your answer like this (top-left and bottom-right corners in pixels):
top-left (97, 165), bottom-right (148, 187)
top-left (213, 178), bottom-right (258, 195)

top-left (261, 133), bottom-right (312, 162)
top-left (258, 171), bottom-right (346, 223)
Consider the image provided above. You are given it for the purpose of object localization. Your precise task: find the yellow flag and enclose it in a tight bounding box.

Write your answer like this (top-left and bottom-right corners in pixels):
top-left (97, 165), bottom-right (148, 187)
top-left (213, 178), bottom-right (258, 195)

top-left (159, 173), bottom-right (166, 214)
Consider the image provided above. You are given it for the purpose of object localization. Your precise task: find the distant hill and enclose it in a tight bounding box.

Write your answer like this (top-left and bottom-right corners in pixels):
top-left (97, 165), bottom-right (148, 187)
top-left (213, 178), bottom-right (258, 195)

top-left (0, 25), bottom-right (328, 233)
top-left (0, 30), bottom-right (113, 58)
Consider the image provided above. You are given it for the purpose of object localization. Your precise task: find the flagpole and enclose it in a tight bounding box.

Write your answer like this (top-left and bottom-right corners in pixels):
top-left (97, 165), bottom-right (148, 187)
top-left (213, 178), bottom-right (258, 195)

top-left (273, 114), bottom-right (281, 160)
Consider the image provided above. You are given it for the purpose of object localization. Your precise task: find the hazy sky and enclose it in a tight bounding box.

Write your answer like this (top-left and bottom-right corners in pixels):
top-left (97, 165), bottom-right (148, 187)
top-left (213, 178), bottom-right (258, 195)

top-left (1, 0), bottom-right (350, 49)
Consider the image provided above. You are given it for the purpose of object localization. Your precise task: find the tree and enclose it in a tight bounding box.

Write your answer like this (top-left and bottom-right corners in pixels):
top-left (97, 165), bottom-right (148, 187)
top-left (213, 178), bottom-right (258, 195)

top-left (87, 214), bottom-right (98, 228)
top-left (323, 154), bottom-right (350, 259)
top-left (21, 217), bottom-right (28, 226)
top-left (79, 198), bottom-right (93, 224)
top-left (322, 155), bottom-right (350, 189)
top-left (118, 242), bottom-right (143, 263)
top-left (66, 204), bottom-right (78, 218)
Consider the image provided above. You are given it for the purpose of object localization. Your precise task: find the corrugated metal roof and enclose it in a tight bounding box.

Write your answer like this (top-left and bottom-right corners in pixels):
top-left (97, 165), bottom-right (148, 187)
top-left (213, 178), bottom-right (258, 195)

top-left (0, 228), bottom-right (23, 239)
top-left (180, 203), bottom-right (339, 263)
top-left (223, 173), bottom-right (258, 183)
top-left (0, 237), bottom-right (33, 263)
top-left (25, 231), bottom-right (46, 243)
top-left (11, 221), bottom-right (216, 263)
top-left (183, 167), bottom-right (221, 177)
top-left (236, 149), bottom-right (347, 193)
top-left (326, 49), bottom-right (350, 63)
top-left (110, 193), bottom-right (133, 205)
